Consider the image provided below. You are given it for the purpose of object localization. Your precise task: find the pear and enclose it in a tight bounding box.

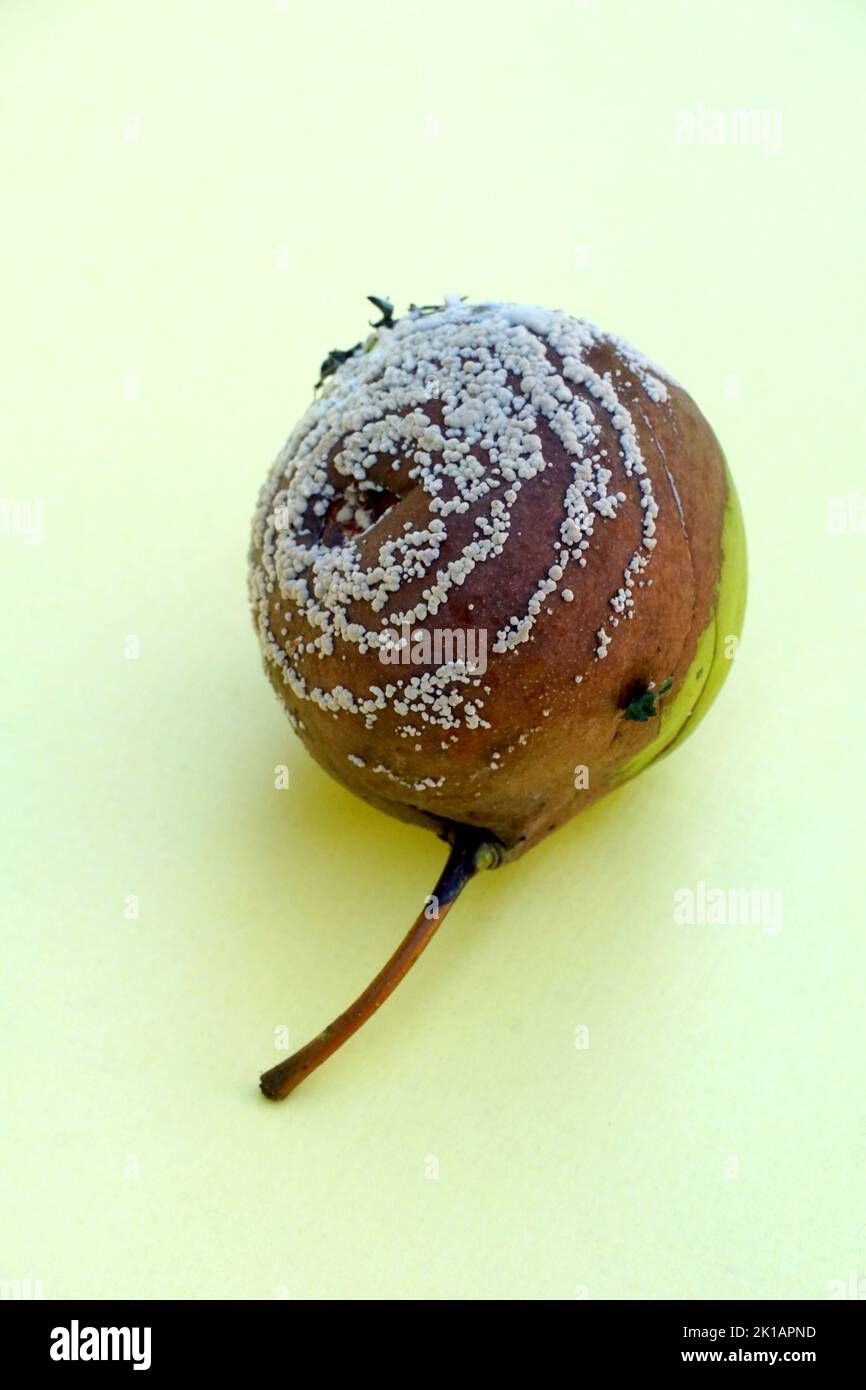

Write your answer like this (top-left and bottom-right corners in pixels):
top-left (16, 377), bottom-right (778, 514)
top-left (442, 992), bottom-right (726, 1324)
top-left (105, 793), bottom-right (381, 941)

top-left (249, 298), bottom-right (746, 1098)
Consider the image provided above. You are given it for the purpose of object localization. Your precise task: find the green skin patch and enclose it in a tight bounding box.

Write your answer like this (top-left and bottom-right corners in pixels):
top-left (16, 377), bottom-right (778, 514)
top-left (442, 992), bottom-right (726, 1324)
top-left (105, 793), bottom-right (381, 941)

top-left (614, 460), bottom-right (747, 786)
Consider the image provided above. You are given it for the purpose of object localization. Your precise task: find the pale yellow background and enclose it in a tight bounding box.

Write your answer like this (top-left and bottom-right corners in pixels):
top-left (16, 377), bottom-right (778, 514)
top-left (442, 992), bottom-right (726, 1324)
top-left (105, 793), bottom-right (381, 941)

top-left (2, 0), bottom-right (864, 1300)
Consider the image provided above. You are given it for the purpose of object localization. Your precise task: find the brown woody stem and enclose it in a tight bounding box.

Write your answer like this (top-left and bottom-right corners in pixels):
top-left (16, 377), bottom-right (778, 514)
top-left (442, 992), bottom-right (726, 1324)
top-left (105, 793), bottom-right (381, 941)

top-left (260, 830), bottom-right (498, 1101)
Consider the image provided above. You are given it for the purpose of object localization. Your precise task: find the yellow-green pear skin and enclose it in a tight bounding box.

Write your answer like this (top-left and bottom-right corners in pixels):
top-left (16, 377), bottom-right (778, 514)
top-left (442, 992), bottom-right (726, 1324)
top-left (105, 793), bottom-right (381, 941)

top-left (616, 461), bottom-right (747, 784)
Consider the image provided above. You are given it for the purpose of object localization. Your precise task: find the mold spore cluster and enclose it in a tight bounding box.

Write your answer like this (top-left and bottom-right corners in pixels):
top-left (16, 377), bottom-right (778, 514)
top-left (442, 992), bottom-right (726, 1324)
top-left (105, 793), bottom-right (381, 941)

top-left (249, 301), bottom-right (672, 752)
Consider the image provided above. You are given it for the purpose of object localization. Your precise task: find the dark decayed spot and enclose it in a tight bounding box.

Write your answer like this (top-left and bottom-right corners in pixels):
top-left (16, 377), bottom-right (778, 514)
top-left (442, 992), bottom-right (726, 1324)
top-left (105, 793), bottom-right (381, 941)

top-left (622, 676), bottom-right (674, 722)
top-left (321, 483), bottom-right (399, 547)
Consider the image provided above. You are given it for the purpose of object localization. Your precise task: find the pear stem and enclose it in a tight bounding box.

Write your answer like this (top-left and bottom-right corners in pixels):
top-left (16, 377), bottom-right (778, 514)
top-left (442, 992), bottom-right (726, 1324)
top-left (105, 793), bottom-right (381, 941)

top-left (259, 830), bottom-right (498, 1101)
